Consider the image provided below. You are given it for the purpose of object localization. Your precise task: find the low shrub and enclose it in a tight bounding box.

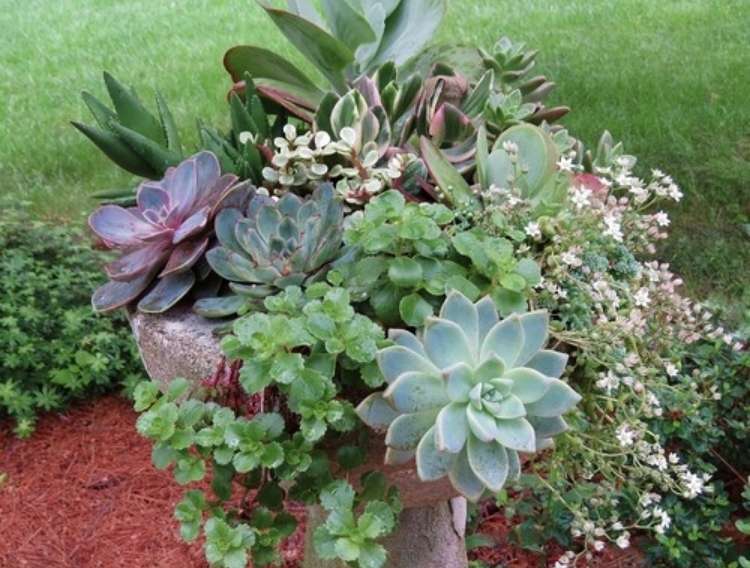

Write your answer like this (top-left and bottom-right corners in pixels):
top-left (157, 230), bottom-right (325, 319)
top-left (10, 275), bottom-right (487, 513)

top-left (0, 204), bottom-right (144, 437)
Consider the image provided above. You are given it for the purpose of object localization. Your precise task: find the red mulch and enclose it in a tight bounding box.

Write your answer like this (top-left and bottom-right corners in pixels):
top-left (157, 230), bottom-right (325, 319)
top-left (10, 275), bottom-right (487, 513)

top-left (1, 395), bottom-right (643, 568)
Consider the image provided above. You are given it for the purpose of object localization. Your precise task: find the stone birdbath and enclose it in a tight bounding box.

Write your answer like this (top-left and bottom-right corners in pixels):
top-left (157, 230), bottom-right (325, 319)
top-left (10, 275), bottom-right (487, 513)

top-left (130, 306), bottom-right (470, 568)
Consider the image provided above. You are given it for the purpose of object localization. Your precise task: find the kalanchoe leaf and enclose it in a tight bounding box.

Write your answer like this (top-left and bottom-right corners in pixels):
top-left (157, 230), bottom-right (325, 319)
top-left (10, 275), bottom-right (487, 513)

top-left (359, 291), bottom-right (580, 499)
top-left (89, 151), bottom-right (247, 314)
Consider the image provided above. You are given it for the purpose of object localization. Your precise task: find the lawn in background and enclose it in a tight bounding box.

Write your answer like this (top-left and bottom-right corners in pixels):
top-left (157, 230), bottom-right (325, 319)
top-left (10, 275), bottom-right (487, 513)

top-left (2, 0), bottom-right (748, 319)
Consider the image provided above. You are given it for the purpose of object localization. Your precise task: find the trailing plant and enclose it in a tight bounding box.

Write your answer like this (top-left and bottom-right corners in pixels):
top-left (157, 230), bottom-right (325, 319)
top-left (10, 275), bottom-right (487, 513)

top-left (0, 204), bottom-right (144, 437)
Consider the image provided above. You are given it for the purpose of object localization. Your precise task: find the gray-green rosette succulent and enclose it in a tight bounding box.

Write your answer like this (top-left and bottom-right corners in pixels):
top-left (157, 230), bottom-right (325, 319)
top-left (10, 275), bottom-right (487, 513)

top-left (356, 290), bottom-right (580, 501)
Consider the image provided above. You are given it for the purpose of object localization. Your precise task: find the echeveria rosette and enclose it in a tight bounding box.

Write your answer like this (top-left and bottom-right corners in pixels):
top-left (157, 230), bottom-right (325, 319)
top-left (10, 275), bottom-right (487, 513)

top-left (195, 184), bottom-right (346, 318)
top-left (89, 151), bottom-right (250, 314)
top-left (356, 290), bottom-right (581, 501)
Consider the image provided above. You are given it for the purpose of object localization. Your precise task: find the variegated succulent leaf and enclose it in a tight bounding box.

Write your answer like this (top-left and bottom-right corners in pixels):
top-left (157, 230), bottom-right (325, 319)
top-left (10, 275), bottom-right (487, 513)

top-left (89, 151), bottom-right (250, 314)
top-left (198, 184), bottom-right (346, 318)
top-left (356, 290), bottom-right (580, 501)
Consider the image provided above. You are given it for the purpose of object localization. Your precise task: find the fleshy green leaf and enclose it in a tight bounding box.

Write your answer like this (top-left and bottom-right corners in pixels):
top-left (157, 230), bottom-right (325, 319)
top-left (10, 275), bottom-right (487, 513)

top-left (415, 426), bottom-right (455, 481)
top-left (467, 434), bottom-right (509, 492)
top-left (386, 409), bottom-right (439, 450)
top-left (435, 402), bottom-right (469, 453)
top-left (524, 379), bottom-right (581, 417)
top-left (494, 417), bottom-right (536, 452)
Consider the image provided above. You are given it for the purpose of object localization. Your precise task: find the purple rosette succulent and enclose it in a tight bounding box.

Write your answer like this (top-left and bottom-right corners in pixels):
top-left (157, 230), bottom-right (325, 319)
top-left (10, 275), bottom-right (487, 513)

top-left (89, 151), bottom-right (250, 314)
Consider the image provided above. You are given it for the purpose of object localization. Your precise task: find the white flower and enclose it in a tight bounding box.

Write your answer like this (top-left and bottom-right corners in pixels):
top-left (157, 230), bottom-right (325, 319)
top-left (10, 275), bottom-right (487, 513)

top-left (633, 288), bottom-right (651, 308)
top-left (596, 371), bottom-right (620, 394)
top-left (668, 183), bottom-right (683, 202)
top-left (570, 185), bottom-right (592, 209)
top-left (557, 155), bottom-right (575, 173)
top-left (283, 124), bottom-right (297, 141)
top-left (665, 363), bottom-right (678, 377)
top-left (561, 250), bottom-right (583, 268)
top-left (525, 221), bottom-right (542, 240)
top-left (681, 471), bottom-right (707, 498)
top-left (616, 423), bottom-right (637, 447)
top-left (611, 522), bottom-right (624, 531)
top-left (652, 169), bottom-right (665, 179)
top-left (593, 540), bottom-right (605, 552)
top-left (237, 131), bottom-right (255, 145)
top-left (654, 211), bottom-right (670, 227)
top-left (616, 533), bottom-right (631, 549)
top-left (602, 213), bottom-right (624, 242)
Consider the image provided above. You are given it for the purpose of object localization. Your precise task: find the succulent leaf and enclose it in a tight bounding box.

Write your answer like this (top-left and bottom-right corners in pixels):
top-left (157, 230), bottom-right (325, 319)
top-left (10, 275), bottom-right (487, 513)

top-left (359, 291), bottom-right (580, 499)
top-left (89, 151), bottom-right (247, 314)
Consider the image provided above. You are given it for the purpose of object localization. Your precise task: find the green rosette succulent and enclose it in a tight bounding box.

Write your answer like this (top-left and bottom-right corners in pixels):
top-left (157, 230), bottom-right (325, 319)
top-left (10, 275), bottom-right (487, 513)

top-left (195, 184), bottom-right (346, 318)
top-left (356, 290), bottom-right (580, 501)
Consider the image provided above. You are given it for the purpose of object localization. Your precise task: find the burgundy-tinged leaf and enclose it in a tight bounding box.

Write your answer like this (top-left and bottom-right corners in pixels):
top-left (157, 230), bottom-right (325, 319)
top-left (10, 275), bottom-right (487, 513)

top-left (194, 151), bottom-right (222, 193)
top-left (256, 84), bottom-right (315, 123)
top-left (137, 271), bottom-right (197, 314)
top-left (172, 206), bottom-right (210, 245)
top-left (528, 106), bottom-right (570, 125)
top-left (137, 182), bottom-right (170, 213)
top-left (89, 205), bottom-right (161, 247)
top-left (105, 240), bottom-right (171, 282)
top-left (160, 237), bottom-right (210, 277)
top-left (429, 103), bottom-right (472, 146)
top-left (354, 76), bottom-right (383, 108)
top-left (201, 174), bottom-right (240, 211)
top-left (212, 180), bottom-right (252, 216)
top-left (164, 156), bottom-right (198, 223)
top-left (91, 270), bottom-right (156, 313)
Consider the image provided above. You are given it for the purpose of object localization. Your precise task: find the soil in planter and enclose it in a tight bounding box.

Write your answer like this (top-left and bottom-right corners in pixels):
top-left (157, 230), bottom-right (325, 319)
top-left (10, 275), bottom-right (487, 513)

top-left (1, 395), bottom-right (645, 568)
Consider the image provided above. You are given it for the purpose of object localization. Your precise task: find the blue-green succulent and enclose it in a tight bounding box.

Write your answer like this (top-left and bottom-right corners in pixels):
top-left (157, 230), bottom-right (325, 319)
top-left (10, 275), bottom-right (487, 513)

top-left (356, 290), bottom-right (580, 501)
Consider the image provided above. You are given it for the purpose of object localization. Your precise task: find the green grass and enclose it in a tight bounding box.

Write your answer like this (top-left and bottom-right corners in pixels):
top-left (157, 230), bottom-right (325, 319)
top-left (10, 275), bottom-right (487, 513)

top-left (2, 0), bottom-right (748, 317)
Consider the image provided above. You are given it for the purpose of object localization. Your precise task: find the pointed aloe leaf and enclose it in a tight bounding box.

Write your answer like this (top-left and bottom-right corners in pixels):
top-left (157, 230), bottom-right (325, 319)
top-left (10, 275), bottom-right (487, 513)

top-left (258, 1), bottom-right (353, 93)
top-left (72, 121), bottom-right (156, 178)
top-left (223, 45), bottom-right (323, 106)
top-left (109, 122), bottom-right (181, 174)
top-left (448, 446), bottom-right (485, 502)
top-left (229, 92), bottom-right (258, 139)
top-left (435, 402), bottom-right (469, 453)
top-left (526, 350), bottom-right (569, 379)
top-left (420, 136), bottom-right (479, 209)
top-left (103, 72), bottom-right (165, 144)
top-left (367, 0), bottom-right (446, 69)
top-left (415, 426), bottom-right (455, 481)
top-left (385, 371), bottom-right (448, 413)
top-left (386, 409), bottom-right (439, 451)
top-left (320, 0), bottom-right (376, 53)
top-left (376, 346), bottom-right (439, 384)
top-left (356, 392), bottom-right (400, 431)
top-left (480, 315), bottom-right (524, 368)
top-left (504, 368), bottom-right (551, 404)
top-left (81, 91), bottom-right (117, 130)
top-left (495, 417), bottom-right (536, 453)
top-left (138, 271), bottom-right (196, 314)
top-left (155, 91), bottom-right (182, 154)
top-left (193, 295), bottom-right (247, 319)
top-left (423, 318), bottom-right (474, 370)
top-left (524, 379), bottom-right (581, 418)
top-left (467, 435), bottom-right (508, 492)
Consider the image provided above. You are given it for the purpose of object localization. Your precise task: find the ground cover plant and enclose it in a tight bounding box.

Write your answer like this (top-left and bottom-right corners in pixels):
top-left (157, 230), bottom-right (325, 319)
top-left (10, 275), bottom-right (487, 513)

top-left (0, 203), bottom-right (145, 437)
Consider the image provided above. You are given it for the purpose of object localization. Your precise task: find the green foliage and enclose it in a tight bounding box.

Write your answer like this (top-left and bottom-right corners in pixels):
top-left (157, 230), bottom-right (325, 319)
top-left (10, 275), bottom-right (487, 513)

top-left (0, 205), bottom-right (144, 437)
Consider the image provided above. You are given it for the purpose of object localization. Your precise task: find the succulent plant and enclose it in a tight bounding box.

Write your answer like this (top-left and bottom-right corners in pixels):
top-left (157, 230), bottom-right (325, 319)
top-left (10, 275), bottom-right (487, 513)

top-left (89, 151), bottom-right (250, 314)
top-left (224, 0), bottom-right (446, 114)
top-left (73, 72), bottom-right (184, 180)
top-left (195, 184), bottom-right (346, 318)
top-left (356, 290), bottom-right (580, 501)
top-left (480, 37), bottom-right (570, 126)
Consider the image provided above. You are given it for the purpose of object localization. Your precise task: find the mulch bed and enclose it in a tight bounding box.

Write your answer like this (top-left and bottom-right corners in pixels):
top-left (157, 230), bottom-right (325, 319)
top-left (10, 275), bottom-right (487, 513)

top-left (1, 395), bottom-right (643, 567)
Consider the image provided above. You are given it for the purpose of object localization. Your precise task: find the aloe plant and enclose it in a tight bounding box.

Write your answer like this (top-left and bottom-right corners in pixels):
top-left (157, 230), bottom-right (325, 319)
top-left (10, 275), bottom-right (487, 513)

top-left (73, 72), bottom-right (184, 179)
top-left (356, 290), bottom-right (580, 501)
top-left (194, 184), bottom-right (346, 318)
top-left (89, 152), bottom-right (250, 314)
